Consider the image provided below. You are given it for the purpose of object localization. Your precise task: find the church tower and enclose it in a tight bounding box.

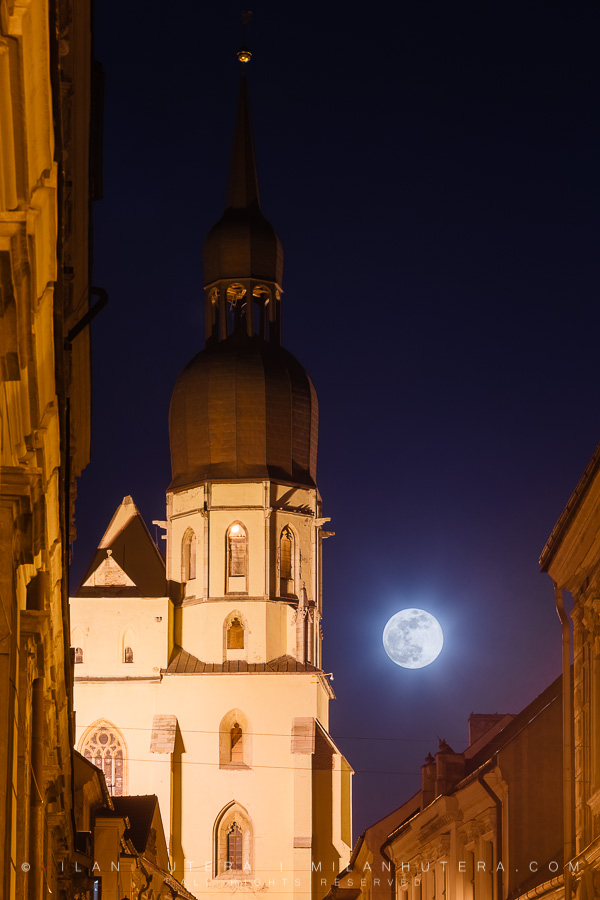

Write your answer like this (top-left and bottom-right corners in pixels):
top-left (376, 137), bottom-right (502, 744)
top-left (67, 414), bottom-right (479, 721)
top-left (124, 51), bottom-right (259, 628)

top-left (71, 68), bottom-right (352, 900)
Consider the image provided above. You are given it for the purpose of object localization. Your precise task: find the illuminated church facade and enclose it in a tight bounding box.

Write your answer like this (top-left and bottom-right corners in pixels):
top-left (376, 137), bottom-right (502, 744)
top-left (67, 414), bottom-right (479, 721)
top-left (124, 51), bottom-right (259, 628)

top-left (70, 73), bottom-right (352, 898)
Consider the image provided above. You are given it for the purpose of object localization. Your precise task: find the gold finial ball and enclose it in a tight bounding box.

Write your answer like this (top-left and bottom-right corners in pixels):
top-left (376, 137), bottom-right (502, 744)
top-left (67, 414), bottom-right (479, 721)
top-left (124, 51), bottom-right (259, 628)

top-left (237, 47), bottom-right (252, 64)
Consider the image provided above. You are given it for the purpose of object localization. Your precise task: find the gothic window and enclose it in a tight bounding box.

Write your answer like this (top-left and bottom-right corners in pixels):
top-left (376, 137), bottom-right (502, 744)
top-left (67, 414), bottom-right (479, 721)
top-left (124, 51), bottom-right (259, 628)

top-left (279, 525), bottom-right (296, 596)
top-left (80, 722), bottom-right (126, 796)
top-left (182, 528), bottom-right (196, 582)
top-left (230, 724), bottom-right (243, 763)
top-left (228, 524), bottom-right (247, 577)
top-left (227, 617), bottom-right (244, 650)
top-left (227, 823), bottom-right (243, 870)
top-left (227, 524), bottom-right (248, 593)
top-left (122, 628), bottom-right (135, 664)
top-left (219, 709), bottom-right (251, 768)
top-left (214, 802), bottom-right (253, 877)
top-left (72, 627), bottom-right (84, 664)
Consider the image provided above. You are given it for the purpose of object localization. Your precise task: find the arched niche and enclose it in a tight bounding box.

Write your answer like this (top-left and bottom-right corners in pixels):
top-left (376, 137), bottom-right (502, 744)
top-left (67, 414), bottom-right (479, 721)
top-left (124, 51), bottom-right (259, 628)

top-left (218, 708), bottom-right (252, 770)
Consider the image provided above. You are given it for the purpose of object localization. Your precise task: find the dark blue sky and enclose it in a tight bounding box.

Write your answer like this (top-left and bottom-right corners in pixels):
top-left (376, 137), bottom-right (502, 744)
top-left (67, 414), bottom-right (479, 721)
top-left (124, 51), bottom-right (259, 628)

top-left (75, 2), bottom-right (600, 837)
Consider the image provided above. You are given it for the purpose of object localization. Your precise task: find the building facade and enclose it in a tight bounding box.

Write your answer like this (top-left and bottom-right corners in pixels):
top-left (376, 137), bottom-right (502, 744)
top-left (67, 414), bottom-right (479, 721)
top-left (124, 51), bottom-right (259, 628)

top-left (71, 72), bottom-right (352, 899)
top-left (329, 441), bottom-right (600, 900)
top-left (0, 0), bottom-right (98, 895)
top-left (329, 698), bottom-right (563, 900)
top-left (540, 443), bottom-right (600, 900)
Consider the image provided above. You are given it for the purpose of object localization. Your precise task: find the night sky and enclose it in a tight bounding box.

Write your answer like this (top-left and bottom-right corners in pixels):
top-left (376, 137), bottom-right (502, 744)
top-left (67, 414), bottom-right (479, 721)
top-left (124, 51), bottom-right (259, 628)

top-left (74, 2), bottom-right (600, 838)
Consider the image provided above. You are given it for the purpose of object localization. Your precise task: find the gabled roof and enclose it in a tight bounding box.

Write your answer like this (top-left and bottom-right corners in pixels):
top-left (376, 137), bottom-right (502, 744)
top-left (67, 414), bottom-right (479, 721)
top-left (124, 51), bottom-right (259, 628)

top-left (465, 674), bottom-right (562, 773)
top-left (75, 496), bottom-right (166, 597)
top-left (165, 646), bottom-right (321, 675)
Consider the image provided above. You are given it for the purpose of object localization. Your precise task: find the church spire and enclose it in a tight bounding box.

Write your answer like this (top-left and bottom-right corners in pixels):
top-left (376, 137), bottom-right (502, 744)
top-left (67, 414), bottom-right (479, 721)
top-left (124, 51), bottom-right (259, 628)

top-left (202, 68), bottom-right (283, 346)
top-left (226, 74), bottom-right (260, 211)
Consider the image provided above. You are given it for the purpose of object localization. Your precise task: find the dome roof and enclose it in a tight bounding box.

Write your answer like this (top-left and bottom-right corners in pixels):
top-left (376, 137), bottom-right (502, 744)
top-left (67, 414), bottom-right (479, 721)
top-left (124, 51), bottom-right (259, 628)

top-left (203, 206), bottom-right (283, 286)
top-left (169, 335), bottom-right (318, 491)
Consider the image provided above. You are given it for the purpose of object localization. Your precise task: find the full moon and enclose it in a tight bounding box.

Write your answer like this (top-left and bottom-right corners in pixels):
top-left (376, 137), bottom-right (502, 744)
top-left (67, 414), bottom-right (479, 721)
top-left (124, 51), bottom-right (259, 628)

top-left (383, 609), bottom-right (444, 668)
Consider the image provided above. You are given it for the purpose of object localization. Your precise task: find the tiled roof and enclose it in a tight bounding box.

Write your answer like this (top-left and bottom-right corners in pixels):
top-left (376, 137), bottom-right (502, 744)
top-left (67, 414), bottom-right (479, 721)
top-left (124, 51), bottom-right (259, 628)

top-left (165, 646), bottom-right (321, 675)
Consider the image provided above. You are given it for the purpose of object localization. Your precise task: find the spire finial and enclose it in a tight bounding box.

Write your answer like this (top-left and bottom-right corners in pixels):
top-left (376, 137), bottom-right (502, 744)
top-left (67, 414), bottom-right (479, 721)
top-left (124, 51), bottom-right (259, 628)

top-left (226, 69), bottom-right (260, 209)
top-left (237, 10), bottom-right (253, 64)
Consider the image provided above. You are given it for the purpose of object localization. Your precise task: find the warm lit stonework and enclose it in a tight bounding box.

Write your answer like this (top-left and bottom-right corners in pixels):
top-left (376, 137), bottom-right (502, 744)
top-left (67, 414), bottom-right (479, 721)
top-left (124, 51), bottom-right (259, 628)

top-left (0, 0), bottom-right (93, 895)
top-left (71, 75), bottom-right (353, 899)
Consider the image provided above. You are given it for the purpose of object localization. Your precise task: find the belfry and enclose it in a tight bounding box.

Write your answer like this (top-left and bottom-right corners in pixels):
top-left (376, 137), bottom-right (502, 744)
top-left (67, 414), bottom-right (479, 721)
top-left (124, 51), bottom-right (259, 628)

top-left (70, 66), bottom-right (352, 899)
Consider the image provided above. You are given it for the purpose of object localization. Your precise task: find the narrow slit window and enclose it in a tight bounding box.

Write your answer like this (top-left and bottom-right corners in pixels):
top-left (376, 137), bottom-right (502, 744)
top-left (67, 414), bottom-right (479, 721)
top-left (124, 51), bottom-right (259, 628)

top-left (227, 822), bottom-right (243, 870)
top-left (230, 723), bottom-right (243, 763)
top-left (182, 530), bottom-right (196, 581)
top-left (280, 526), bottom-right (295, 594)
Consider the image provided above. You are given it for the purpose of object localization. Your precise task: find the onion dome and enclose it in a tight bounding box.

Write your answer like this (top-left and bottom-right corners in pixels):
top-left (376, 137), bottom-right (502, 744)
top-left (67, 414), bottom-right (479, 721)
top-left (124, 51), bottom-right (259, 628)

top-left (168, 69), bottom-right (318, 492)
top-left (169, 333), bottom-right (318, 490)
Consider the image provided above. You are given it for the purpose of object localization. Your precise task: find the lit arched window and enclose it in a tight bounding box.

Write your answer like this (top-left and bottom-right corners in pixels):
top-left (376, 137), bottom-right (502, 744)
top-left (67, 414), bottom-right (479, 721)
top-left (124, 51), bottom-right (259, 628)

top-left (227, 617), bottom-right (244, 650)
top-left (228, 524), bottom-right (247, 576)
top-left (74, 647), bottom-right (84, 664)
top-left (182, 528), bottom-right (196, 582)
top-left (219, 709), bottom-right (251, 768)
top-left (80, 722), bottom-right (126, 796)
top-left (214, 802), bottom-right (253, 876)
top-left (227, 523), bottom-right (247, 593)
top-left (279, 525), bottom-right (296, 596)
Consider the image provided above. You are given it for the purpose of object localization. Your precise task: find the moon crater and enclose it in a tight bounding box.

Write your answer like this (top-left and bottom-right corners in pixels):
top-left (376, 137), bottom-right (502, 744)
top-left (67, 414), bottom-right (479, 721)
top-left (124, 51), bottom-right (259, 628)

top-left (383, 609), bottom-right (444, 668)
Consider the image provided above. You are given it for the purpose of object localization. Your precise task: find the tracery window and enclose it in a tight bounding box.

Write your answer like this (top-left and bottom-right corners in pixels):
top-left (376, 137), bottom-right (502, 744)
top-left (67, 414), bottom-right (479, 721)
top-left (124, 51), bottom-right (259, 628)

top-left (214, 802), bottom-right (253, 877)
top-left (80, 723), bottom-right (126, 796)
top-left (227, 823), bottom-right (243, 870)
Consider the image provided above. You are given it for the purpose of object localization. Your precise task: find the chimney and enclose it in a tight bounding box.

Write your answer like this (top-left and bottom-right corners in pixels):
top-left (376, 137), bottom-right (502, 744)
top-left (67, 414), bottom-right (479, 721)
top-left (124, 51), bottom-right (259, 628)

top-left (421, 753), bottom-right (437, 807)
top-left (435, 740), bottom-right (465, 795)
top-left (468, 713), bottom-right (508, 746)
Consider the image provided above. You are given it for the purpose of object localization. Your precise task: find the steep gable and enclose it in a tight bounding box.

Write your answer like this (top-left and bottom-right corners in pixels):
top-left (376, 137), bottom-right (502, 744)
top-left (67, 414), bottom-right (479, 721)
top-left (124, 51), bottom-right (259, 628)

top-left (76, 496), bottom-right (166, 597)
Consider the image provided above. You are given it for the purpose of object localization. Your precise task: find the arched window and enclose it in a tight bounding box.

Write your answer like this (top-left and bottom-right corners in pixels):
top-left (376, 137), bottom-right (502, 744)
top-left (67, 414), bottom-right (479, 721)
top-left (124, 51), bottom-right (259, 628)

top-left (214, 802), bottom-right (253, 877)
top-left (182, 528), bottom-right (196, 582)
top-left (227, 617), bottom-right (244, 650)
top-left (219, 709), bottom-right (251, 768)
top-left (226, 523), bottom-right (247, 593)
top-left (227, 822), bottom-right (243, 870)
top-left (230, 724), bottom-right (243, 763)
top-left (279, 525), bottom-right (296, 596)
top-left (72, 627), bottom-right (85, 664)
top-left (122, 628), bottom-right (135, 665)
top-left (79, 721), bottom-right (126, 796)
